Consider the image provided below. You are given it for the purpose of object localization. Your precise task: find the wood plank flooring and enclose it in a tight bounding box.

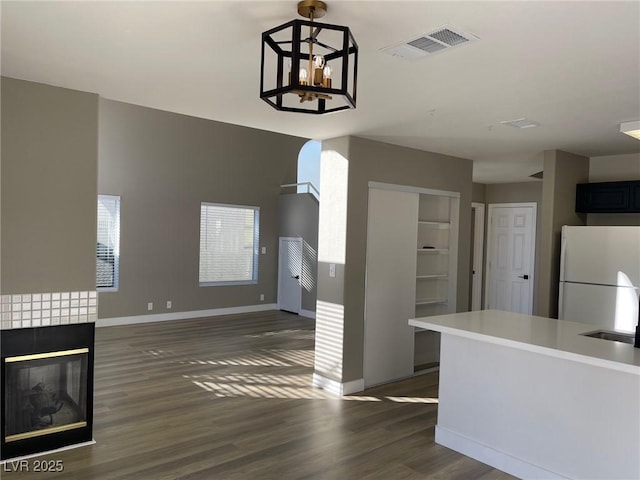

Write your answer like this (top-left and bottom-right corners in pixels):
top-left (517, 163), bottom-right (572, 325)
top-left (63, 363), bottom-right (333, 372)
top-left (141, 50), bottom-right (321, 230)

top-left (3, 311), bottom-right (516, 479)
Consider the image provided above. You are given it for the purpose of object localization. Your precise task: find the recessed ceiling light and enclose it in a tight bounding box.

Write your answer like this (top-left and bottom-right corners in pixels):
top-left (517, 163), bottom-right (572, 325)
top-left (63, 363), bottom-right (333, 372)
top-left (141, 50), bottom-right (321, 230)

top-left (620, 121), bottom-right (640, 140)
top-left (500, 118), bottom-right (539, 129)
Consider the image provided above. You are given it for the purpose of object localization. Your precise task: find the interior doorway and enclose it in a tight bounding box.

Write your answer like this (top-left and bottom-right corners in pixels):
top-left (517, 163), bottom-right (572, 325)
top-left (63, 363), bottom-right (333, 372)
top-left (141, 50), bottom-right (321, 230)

top-left (470, 202), bottom-right (485, 310)
top-left (277, 237), bottom-right (303, 314)
top-left (485, 203), bottom-right (536, 314)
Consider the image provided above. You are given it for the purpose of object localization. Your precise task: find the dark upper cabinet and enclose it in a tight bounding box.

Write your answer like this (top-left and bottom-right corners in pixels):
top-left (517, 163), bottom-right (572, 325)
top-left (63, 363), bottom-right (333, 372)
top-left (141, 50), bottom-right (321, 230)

top-left (633, 183), bottom-right (640, 211)
top-left (576, 180), bottom-right (640, 213)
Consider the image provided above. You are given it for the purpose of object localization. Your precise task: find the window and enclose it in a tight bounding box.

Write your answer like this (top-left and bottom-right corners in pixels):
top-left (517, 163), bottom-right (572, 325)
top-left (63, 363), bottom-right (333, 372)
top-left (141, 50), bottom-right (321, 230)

top-left (199, 203), bottom-right (260, 286)
top-left (297, 139), bottom-right (321, 200)
top-left (96, 195), bottom-right (120, 290)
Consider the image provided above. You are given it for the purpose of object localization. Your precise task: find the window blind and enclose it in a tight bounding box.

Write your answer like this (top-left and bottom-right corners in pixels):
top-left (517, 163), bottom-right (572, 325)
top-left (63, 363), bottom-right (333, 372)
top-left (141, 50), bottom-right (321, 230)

top-left (97, 195), bottom-right (120, 289)
top-left (199, 203), bottom-right (259, 285)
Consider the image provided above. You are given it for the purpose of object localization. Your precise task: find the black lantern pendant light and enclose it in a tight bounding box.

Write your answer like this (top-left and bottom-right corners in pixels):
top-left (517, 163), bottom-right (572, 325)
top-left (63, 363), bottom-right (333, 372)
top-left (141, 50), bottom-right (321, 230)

top-left (260, 0), bottom-right (358, 114)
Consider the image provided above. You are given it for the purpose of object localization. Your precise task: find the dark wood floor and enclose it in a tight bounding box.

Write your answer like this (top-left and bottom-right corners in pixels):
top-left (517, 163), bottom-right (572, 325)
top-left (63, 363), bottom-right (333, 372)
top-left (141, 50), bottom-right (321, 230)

top-left (4, 311), bottom-right (515, 479)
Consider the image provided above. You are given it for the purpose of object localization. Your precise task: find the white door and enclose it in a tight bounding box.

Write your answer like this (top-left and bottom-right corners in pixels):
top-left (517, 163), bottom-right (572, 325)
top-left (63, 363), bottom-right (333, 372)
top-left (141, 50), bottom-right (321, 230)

top-left (486, 203), bottom-right (536, 314)
top-left (277, 237), bottom-right (302, 314)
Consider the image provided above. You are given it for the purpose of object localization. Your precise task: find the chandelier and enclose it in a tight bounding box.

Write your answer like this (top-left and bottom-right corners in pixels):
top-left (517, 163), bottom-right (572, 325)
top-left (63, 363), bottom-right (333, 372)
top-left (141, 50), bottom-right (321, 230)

top-left (260, 0), bottom-right (358, 114)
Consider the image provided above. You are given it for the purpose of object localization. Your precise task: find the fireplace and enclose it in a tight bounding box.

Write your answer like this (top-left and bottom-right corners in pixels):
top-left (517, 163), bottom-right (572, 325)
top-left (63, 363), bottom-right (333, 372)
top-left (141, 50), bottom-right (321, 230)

top-left (1, 324), bottom-right (94, 460)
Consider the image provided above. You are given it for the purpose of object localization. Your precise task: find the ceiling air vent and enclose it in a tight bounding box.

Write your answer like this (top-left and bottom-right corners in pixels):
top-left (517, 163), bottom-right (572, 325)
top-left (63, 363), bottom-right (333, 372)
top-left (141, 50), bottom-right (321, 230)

top-left (381, 26), bottom-right (478, 60)
top-left (407, 37), bottom-right (447, 54)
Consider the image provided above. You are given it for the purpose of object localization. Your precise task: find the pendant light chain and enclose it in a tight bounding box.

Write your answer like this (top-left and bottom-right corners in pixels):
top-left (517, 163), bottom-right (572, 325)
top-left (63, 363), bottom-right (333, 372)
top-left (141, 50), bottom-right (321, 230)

top-left (308, 7), bottom-right (314, 88)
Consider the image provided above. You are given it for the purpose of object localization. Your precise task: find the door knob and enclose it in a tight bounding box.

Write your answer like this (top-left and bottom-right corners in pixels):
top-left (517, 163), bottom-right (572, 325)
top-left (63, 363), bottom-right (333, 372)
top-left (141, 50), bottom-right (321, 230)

top-left (292, 275), bottom-right (300, 279)
top-left (517, 274), bottom-right (529, 280)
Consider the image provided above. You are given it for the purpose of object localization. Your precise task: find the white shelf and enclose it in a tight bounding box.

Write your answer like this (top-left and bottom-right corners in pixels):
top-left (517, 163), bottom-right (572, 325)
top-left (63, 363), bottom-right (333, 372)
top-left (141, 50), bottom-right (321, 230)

top-left (418, 221), bottom-right (450, 229)
top-left (416, 298), bottom-right (448, 306)
top-left (414, 192), bottom-right (459, 375)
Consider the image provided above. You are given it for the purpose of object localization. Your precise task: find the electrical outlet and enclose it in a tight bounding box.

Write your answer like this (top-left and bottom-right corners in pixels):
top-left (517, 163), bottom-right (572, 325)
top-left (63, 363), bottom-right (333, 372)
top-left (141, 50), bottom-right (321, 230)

top-left (329, 263), bottom-right (336, 278)
top-left (147, 302), bottom-right (153, 311)
top-left (166, 300), bottom-right (172, 309)
top-left (260, 294), bottom-right (265, 301)
top-left (261, 246), bottom-right (266, 254)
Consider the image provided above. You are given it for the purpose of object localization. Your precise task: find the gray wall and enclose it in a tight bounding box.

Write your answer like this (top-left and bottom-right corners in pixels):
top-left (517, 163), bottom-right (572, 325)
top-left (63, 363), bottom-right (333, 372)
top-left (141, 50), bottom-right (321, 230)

top-left (485, 182), bottom-right (542, 205)
top-left (278, 193), bottom-right (319, 312)
top-left (472, 182), bottom-right (486, 203)
top-left (98, 99), bottom-right (306, 318)
top-left (485, 181), bottom-right (543, 313)
top-left (1, 77), bottom-right (98, 294)
top-left (538, 150), bottom-right (589, 318)
top-left (589, 153), bottom-right (640, 182)
top-left (317, 136), bottom-right (473, 383)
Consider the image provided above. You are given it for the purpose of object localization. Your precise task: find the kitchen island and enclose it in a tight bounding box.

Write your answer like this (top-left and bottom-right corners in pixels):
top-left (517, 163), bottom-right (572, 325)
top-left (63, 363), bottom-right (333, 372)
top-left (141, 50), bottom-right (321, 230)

top-left (409, 310), bottom-right (640, 480)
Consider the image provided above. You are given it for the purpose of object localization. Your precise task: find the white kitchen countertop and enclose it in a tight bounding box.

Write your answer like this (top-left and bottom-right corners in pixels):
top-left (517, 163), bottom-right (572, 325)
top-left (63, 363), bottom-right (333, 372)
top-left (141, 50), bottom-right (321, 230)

top-left (409, 310), bottom-right (640, 375)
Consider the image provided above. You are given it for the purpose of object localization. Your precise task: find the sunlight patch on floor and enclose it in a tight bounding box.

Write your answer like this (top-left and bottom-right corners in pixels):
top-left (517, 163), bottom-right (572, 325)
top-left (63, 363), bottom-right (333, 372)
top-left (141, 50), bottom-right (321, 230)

top-left (190, 378), bottom-right (333, 400)
top-left (142, 349), bottom-right (174, 357)
top-left (384, 396), bottom-right (438, 404)
top-left (180, 348), bottom-right (314, 368)
top-left (243, 329), bottom-right (314, 340)
top-left (141, 323), bottom-right (437, 404)
top-left (185, 372), bottom-right (438, 403)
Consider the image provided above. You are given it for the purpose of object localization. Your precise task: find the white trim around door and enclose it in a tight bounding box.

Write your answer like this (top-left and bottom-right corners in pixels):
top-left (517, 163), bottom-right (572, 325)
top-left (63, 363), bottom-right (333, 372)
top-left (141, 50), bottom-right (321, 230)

top-left (471, 202), bottom-right (485, 311)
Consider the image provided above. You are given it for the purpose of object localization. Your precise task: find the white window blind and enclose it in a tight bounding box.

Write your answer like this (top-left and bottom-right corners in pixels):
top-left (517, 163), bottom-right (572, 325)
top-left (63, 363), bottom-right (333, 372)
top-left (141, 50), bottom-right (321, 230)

top-left (199, 203), bottom-right (260, 286)
top-left (97, 195), bottom-right (120, 290)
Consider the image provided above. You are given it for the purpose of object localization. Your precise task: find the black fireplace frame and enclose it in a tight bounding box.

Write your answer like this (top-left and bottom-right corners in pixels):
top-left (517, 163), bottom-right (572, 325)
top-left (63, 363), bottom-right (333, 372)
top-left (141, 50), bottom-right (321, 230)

top-left (1, 323), bottom-right (95, 460)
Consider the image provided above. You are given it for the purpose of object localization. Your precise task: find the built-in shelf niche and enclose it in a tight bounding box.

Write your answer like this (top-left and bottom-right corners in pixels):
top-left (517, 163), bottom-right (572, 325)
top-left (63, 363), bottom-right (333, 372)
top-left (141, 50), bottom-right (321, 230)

top-left (414, 189), bottom-right (459, 374)
top-left (363, 182), bottom-right (460, 388)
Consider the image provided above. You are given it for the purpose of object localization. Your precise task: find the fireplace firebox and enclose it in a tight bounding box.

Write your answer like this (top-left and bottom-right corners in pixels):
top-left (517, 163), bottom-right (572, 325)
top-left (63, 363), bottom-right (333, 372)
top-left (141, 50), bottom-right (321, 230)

top-left (1, 324), bottom-right (94, 460)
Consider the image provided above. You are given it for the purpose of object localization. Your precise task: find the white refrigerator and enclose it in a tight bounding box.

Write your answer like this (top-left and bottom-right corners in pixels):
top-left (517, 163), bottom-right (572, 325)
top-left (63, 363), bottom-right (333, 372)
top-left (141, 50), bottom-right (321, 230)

top-left (558, 225), bottom-right (640, 332)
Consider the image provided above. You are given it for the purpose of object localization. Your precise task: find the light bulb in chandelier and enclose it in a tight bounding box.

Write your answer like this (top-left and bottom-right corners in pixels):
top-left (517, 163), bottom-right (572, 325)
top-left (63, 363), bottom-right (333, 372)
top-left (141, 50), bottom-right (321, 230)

top-left (312, 55), bottom-right (325, 85)
top-left (299, 68), bottom-right (308, 85)
top-left (322, 65), bottom-right (332, 88)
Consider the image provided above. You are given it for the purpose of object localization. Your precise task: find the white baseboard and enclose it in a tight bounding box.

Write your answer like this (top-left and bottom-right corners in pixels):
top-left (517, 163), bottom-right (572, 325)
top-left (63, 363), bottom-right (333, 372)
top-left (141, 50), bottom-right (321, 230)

top-left (435, 426), bottom-right (567, 480)
top-left (97, 304), bottom-right (277, 327)
top-left (312, 373), bottom-right (364, 396)
top-left (0, 440), bottom-right (96, 464)
top-left (341, 378), bottom-right (365, 395)
top-left (299, 309), bottom-right (316, 319)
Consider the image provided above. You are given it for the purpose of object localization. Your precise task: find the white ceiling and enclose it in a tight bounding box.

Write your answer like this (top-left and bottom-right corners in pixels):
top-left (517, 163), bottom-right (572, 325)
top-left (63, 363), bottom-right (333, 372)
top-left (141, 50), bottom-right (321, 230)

top-left (2, 1), bottom-right (639, 183)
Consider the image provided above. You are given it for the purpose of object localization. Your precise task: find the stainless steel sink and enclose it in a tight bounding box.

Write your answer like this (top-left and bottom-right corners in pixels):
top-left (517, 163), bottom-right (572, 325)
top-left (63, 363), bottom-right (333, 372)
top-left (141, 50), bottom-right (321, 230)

top-left (580, 330), bottom-right (635, 345)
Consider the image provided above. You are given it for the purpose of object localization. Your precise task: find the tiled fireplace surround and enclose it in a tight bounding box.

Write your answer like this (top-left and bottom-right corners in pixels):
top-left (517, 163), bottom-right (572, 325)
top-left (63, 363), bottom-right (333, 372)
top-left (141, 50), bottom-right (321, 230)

top-left (1, 291), bottom-right (97, 330)
top-left (1, 291), bottom-right (96, 460)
